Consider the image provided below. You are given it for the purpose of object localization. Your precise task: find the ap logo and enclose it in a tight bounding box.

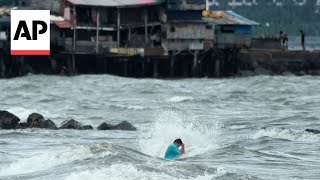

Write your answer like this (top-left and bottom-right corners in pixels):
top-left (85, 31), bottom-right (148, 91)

top-left (11, 10), bottom-right (50, 55)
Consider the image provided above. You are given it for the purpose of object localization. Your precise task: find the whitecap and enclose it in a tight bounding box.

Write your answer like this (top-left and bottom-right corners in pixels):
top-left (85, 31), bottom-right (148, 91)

top-left (64, 164), bottom-right (220, 180)
top-left (253, 127), bottom-right (320, 142)
top-left (5, 106), bottom-right (58, 122)
top-left (167, 96), bottom-right (195, 103)
top-left (0, 144), bottom-right (113, 176)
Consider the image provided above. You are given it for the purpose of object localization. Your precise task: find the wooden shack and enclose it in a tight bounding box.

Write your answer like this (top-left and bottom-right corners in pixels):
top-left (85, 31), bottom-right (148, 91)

top-left (204, 10), bottom-right (260, 49)
top-left (54, 0), bottom-right (165, 55)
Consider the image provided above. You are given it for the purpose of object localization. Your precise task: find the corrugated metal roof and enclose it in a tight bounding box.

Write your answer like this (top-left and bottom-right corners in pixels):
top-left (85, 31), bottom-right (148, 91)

top-left (53, 20), bottom-right (74, 29)
top-left (204, 11), bottom-right (260, 26)
top-left (67, 0), bottom-right (165, 7)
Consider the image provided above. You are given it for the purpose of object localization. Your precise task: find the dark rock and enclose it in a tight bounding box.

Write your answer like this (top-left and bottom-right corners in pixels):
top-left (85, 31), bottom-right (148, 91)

top-left (238, 70), bottom-right (256, 77)
top-left (254, 67), bottom-right (272, 75)
top-left (114, 121), bottom-right (137, 131)
top-left (0, 111), bottom-right (20, 129)
top-left (59, 119), bottom-right (83, 130)
top-left (305, 129), bottom-right (320, 134)
top-left (27, 113), bottom-right (45, 127)
top-left (81, 125), bottom-right (93, 130)
top-left (97, 121), bottom-right (136, 131)
top-left (97, 122), bottom-right (114, 130)
top-left (39, 119), bottom-right (58, 130)
top-left (295, 71), bottom-right (305, 76)
top-left (16, 122), bottom-right (28, 129)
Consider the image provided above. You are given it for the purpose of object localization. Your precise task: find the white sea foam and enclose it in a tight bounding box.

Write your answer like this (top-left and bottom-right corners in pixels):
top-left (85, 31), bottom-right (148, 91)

top-left (167, 96), bottom-right (195, 103)
top-left (5, 106), bottom-right (58, 122)
top-left (139, 109), bottom-right (220, 158)
top-left (229, 125), bottom-right (247, 130)
top-left (0, 145), bottom-right (113, 176)
top-left (113, 104), bottom-right (148, 110)
top-left (64, 164), bottom-right (220, 180)
top-left (253, 128), bottom-right (320, 142)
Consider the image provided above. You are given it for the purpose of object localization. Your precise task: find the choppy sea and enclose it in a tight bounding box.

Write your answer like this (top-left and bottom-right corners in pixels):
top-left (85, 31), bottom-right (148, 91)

top-left (0, 74), bottom-right (320, 180)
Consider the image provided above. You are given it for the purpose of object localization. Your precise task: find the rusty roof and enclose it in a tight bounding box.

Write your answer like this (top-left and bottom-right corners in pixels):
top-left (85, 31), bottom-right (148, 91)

top-left (53, 20), bottom-right (75, 29)
top-left (204, 11), bottom-right (260, 26)
top-left (67, 0), bottom-right (165, 7)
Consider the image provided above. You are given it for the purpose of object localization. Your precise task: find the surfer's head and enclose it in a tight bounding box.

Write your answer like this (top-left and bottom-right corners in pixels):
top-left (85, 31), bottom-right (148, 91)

top-left (174, 138), bottom-right (183, 147)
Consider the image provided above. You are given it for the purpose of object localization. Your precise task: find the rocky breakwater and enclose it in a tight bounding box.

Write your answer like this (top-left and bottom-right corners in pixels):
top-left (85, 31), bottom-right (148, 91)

top-left (0, 111), bottom-right (137, 131)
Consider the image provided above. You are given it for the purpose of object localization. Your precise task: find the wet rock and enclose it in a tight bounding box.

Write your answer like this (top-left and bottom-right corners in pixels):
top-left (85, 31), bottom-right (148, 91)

top-left (0, 111), bottom-right (20, 129)
top-left (27, 113), bottom-right (45, 127)
top-left (39, 119), bottom-right (58, 130)
top-left (81, 125), bottom-right (93, 130)
top-left (97, 122), bottom-right (114, 130)
top-left (114, 121), bottom-right (137, 131)
top-left (305, 129), bottom-right (320, 134)
top-left (254, 67), bottom-right (272, 75)
top-left (97, 121), bottom-right (137, 131)
top-left (59, 119), bottom-right (83, 130)
top-left (282, 71), bottom-right (294, 76)
top-left (16, 122), bottom-right (28, 129)
top-left (238, 70), bottom-right (256, 77)
top-left (59, 119), bottom-right (92, 130)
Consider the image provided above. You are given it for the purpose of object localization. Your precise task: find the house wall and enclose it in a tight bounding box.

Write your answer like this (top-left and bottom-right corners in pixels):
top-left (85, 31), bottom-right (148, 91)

top-left (166, 23), bottom-right (214, 40)
top-left (215, 25), bottom-right (253, 48)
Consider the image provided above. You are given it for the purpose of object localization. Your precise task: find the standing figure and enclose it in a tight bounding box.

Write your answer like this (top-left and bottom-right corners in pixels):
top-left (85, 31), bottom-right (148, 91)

top-left (279, 31), bottom-right (288, 51)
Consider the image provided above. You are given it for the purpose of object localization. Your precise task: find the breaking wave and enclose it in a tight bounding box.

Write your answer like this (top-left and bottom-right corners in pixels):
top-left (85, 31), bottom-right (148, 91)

top-left (253, 127), bottom-right (320, 142)
top-left (139, 108), bottom-right (220, 159)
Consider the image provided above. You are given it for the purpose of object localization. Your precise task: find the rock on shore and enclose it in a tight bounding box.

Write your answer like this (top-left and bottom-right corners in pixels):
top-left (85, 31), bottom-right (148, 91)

top-left (0, 111), bottom-right (20, 129)
top-left (98, 121), bottom-right (137, 131)
top-left (59, 119), bottom-right (93, 130)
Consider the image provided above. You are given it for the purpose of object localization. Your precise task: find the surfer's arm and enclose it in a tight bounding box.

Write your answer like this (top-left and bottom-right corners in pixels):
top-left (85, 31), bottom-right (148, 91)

top-left (180, 143), bottom-right (185, 155)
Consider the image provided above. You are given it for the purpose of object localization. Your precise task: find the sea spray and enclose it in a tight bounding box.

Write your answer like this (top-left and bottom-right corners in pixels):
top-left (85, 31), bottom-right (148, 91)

top-left (139, 108), bottom-right (220, 158)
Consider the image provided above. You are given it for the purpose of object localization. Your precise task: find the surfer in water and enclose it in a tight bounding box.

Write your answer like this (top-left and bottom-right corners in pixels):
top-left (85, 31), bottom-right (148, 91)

top-left (164, 138), bottom-right (185, 160)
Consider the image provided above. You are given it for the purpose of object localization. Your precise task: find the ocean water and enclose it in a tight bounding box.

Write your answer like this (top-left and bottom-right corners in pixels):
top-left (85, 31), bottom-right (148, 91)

top-left (0, 75), bottom-right (320, 180)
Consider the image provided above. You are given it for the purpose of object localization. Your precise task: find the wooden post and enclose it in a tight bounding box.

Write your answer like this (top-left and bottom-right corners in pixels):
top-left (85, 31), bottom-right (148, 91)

top-left (72, 6), bottom-right (77, 75)
top-left (193, 50), bottom-right (199, 77)
top-left (144, 8), bottom-right (148, 45)
top-left (104, 58), bottom-right (107, 73)
top-left (128, 28), bottom-right (131, 42)
top-left (214, 58), bottom-right (220, 77)
top-left (170, 51), bottom-right (175, 77)
top-left (96, 8), bottom-right (100, 54)
top-left (0, 56), bottom-right (4, 78)
top-left (153, 60), bottom-right (158, 78)
top-left (71, 54), bottom-right (76, 75)
top-left (117, 8), bottom-right (121, 47)
top-left (141, 60), bottom-right (145, 77)
top-left (123, 61), bottom-right (128, 76)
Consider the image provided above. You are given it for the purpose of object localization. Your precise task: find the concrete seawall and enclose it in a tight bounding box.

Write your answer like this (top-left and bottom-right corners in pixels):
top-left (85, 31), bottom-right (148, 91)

top-left (238, 49), bottom-right (320, 76)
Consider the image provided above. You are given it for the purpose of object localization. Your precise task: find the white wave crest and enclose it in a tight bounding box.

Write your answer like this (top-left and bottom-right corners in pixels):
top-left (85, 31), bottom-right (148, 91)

top-left (167, 96), bottom-right (195, 103)
top-left (64, 164), bottom-right (220, 180)
top-left (0, 145), bottom-right (113, 176)
top-left (253, 128), bottom-right (320, 142)
top-left (113, 104), bottom-right (148, 110)
top-left (229, 125), bottom-right (247, 130)
top-left (5, 106), bottom-right (58, 122)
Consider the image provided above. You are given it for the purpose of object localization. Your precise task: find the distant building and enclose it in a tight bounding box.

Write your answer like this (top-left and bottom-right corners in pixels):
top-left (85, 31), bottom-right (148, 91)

top-left (204, 10), bottom-right (260, 48)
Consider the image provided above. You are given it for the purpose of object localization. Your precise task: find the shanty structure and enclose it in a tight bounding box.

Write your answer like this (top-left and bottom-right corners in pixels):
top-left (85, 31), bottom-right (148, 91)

top-left (54, 0), bottom-right (165, 55)
top-left (204, 10), bottom-right (260, 48)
